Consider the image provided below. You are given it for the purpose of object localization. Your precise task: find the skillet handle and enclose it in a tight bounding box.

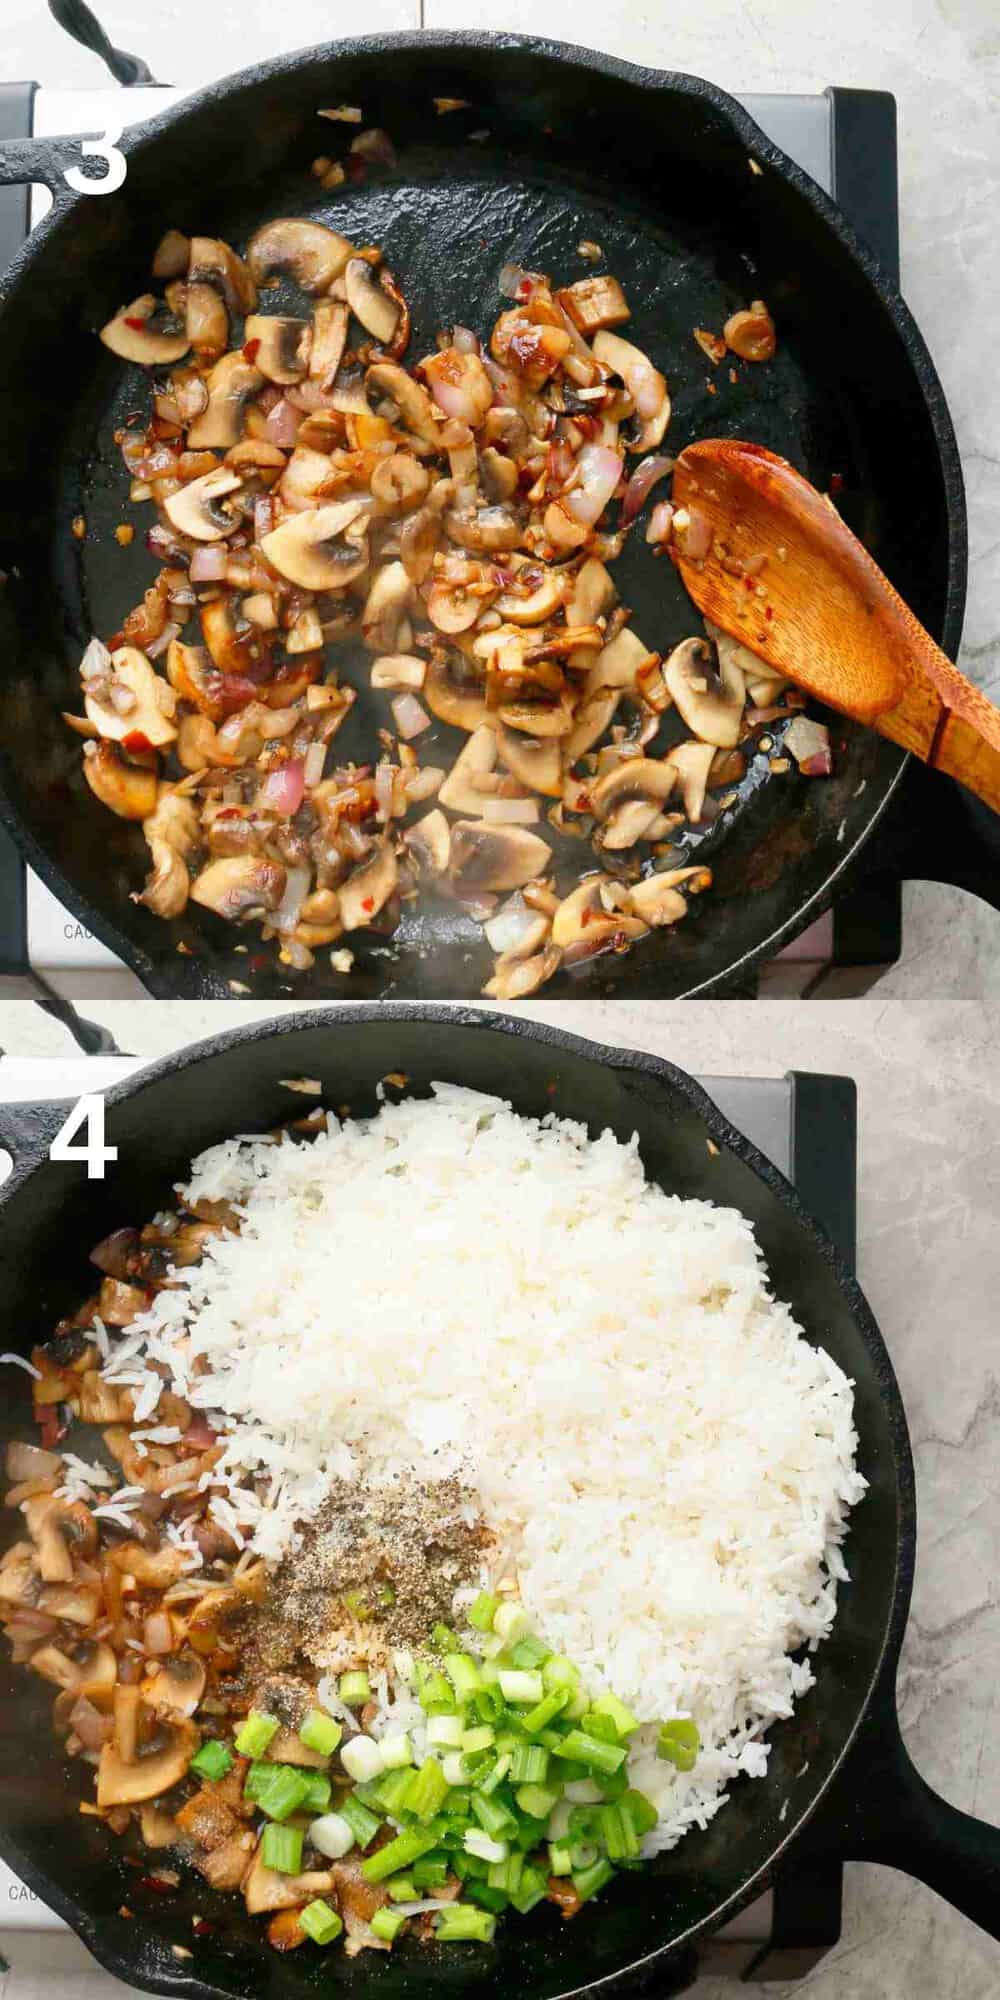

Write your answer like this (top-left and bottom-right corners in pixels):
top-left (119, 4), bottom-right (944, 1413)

top-left (47, 0), bottom-right (160, 85)
top-left (0, 1099), bottom-right (75, 1193)
top-left (838, 1705), bottom-right (1000, 1938)
top-left (0, 136), bottom-right (85, 197)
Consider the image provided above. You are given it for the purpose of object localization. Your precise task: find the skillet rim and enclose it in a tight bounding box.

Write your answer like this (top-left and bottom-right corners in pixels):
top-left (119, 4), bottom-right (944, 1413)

top-left (0, 31), bottom-right (968, 999)
top-left (0, 1000), bottom-right (916, 1996)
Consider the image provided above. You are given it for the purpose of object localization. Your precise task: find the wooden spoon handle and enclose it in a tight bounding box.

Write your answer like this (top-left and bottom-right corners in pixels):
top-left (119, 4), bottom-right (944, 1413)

top-left (673, 441), bottom-right (1000, 814)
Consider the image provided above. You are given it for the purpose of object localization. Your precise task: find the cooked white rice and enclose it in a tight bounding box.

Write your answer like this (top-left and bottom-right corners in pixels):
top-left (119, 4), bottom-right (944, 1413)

top-left (103, 1083), bottom-right (865, 1848)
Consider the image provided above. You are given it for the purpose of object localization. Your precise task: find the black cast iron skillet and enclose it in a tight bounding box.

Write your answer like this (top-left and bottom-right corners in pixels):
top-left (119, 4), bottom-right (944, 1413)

top-left (0, 1005), bottom-right (997, 1997)
top-left (0, 34), bottom-right (971, 1000)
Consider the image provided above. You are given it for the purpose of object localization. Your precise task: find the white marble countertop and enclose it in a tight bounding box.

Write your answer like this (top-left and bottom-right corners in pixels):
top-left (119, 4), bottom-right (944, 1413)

top-left (0, 995), bottom-right (996, 2000)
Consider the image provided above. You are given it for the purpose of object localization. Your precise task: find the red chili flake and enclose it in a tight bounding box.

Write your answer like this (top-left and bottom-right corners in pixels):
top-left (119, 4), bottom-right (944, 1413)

top-left (742, 575), bottom-right (755, 591)
top-left (361, 896), bottom-right (375, 913)
top-left (192, 1919), bottom-right (215, 1938)
top-left (122, 730), bottom-right (154, 755)
top-left (242, 338), bottom-right (261, 365)
top-left (138, 1876), bottom-right (175, 1896)
top-left (123, 316), bottom-right (147, 331)
top-left (249, 953), bottom-right (270, 973)
top-left (575, 791), bottom-right (593, 812)
top-left (214, 806), bottom-right (242, 821)
top-left (829, 471), bottom-right (844, 493)
top-left (581, 906), bottom-right (596, 927)
top-left (764, 605), bottom-right (775, 621)
top-left (106, 631), bottom-right (125, 651)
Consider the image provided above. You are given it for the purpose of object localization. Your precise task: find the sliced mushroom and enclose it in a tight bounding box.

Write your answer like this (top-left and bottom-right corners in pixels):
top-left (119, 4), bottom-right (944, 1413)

top-left (186, 352), bottom-right (264, 448)
top-left (582, 626), bottom-right (653, 700)
top-left (590, 756), bottom-right (678, 848)
top-left (496, 694), bottom-right (573, 739)
top-left (0, 1542), bottom-right (41, 1610)
top-left (344, 259), bottom-right (401, 345)
top-left (495, 724), bottom-right (562, 798)
top-left (185, 281), bottom-right (229, 359)
top-left (139, 836), bottom-right (190, 919)
top-left (370, 653), bottom-right (426, 691)
top-left (495, 568), bottom-right (566, 625)
top-left (480, 447), bottom-right (519, 504)
top-left (444, 505), bottom-right (523, 555)
top-left (82, 741), bottom-right (159, 820)
top-left (99, 295), bottom-right (189, 367)
top-left (629, 865), bottom-right (709, 925)
top-left (143, 1651), bottom-right (206, 1719)
top-left (309, 300), bottom-right (349, 387)
top-left (666, 739), bottom-right (716, 822)
top-left (562, 687), bottom-right (620, 762)
top-left (663, 637), bottom-right (745, 748)
top-left (190, 855), bottom-right (286, 921)
top-left (449, 820), bottom-right (551, 894)
top-left (244, 1843), bottom-right (335, 1916)
top-left (152, 229), bottom-right (190, 280)
top-left (166, 637), bottom-right (223, 718)
top-left (338, 841), bottom-right (398, 930)
top-left (31, 1638), bottom-right (117, 1693)
top-left (200, 599), bottom-right (260, 676)
top-left (163, 466), bottom-right (243, 542)
top-left (84, 646), bottom-right (178, 749)
top-left (188, 236), bottom-right (257, 313)
top-left (361, 561), bottom-right (411, 651)
top-left (24, 1495), bottom-right (97, 1583)
top-left (438, 726), bottom-right (499, 814)
top-left (567, 556), bottom-right (616, 629)
top-left (366, 361), bottom-right (440, 446)
top-left (243, 314), bottom-right (311, 384)
top-left (592, 330), bottom-right (671, 452)
top-left (403, 808), bottom-right (450, 874)
top-left (551, 875), bottom-right (648, 951)
top-left (260, 498), bottom-right (370, 589)
top-left (97, 1718), bottom-right (198, 1808)
top-left (483, 942), bottom-right (561, 999)
top-left (704, 617), bottom-right (786, 704)
top-left (370, 452), bottom-right (430, 513)
top-left (225, 438), bottom-right (287, 477)
top-left (422, 346), bottom-right (494, 427)
top-left (247, 218), bottom-right (354, 293)
top-left (399, 505), bottom-right (440, 585)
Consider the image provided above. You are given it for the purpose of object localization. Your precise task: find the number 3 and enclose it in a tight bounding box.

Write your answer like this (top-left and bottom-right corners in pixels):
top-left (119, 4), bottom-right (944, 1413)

top-left (49, 1096), bottom-right (118, 1179)
top-left (64, 126), bottom-right (127, 196)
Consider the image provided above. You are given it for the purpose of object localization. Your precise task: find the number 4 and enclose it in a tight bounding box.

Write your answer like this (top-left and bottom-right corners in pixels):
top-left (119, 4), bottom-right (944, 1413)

top-left (50, 1096), bottom-right (118, 1180)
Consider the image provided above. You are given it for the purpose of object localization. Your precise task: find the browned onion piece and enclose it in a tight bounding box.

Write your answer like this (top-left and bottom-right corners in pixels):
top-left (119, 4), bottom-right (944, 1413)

top-left (5, 1442), bottom-right (63, 1484)
top-left (621, 455), bottom-right (673, 526)
top-left (562, 445), bottom-right (624, 527)
top-left (70, 1696), bottom-right (113, 1750)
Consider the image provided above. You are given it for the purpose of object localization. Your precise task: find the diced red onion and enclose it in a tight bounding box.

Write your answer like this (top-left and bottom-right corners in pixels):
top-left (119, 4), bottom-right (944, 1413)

top-left (189, 546), bottom-right (228, 583)
top-left (562, 445), bottom-right (624, 526)
top-left (260, 759), bottom-right (306, 817)
top-left (146, 524), bottom-right (188, 565)
top-left (621, 455), bottom-right (674, 526)
top-left (303, 740), bottom-right (327, 790)
top-left (350, 127), bottom-right (397, 168)
top-left (452, 325), bottom-right (480, 354)
top-left (167, 583), bottom-right (197, 609)
top-left (646, 500), bottom-right (675, 545)
top-left (146, 621), bottom-right (180, 660)
top-left (80, 637), bottom-right (112, 681)
top-left (391, 693), bottom-right (431, 740)
top-left (143, 1612), bottom-right (174, 1656)
top-left (498, 262), bottom-right (528, 300)
top-left (374, 761), bottom-right (396, 820)
top-left (273, 865), bottom-right (312, 933)
top-left (264, 397), bottom-right (302, 447)
top-left (70, 1696), bottom-right (113, 1749)
top-left (784, 715), bottom-right (832, 776)
top-left (483, 892), bottom-right (541, 957)
top-left (254, 496), bottom-right (275, 541)
top-left (339, 817), bottom-right (370, 860)
top-left (5, 1441), bottom-right (62, 1483)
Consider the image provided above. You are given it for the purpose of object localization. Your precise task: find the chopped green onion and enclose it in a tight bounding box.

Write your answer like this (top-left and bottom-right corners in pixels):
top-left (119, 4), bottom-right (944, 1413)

top-left (435, 1903), bottom-right (496, 1944)
top-left (468, 1591), bottom-right (499, 1632)
top-left (553, 1730), bottom-right (627, 1777)
top-left (261, 1823), bottom-right (303, 1875)
top-left (470, 1790), bottom-right (517, 1841)
top-left (338, 1793), bottom-right (381, 1849)
top-left (445, 1653), bottom-right (483, 1701)
top-left (344, 1589), bottom-right (370, 1621)
top-left (407, 1756), bottom-right (449, 1823)
top-left (380, 1731), bottom-right (413, 1769)
top-left (417, 1666), bottom-right (455, 1713)
top-left (598, 1803), bottom-right (640, 1862)
top-left (509, 1636), bottom-right (550, 1670)
top-left (432, 1621), bottom-right (458, 1653)
top-left (509, 1743), bottom-right (549, 1785)
top-left (256, 1767), bottom-right (312, 1823)
top-left (189, 1739), bottom-right (233, 1784)
top-left (487, 1853), bottom-right (522, 1894)
top-left (375, 1768), bottom-right (418, 1816)
top-left (298, 1898), bottom-right (343, 1945)
top-left (475, 1753), bottom-right (511, 1797)
top-left (234, 1711), bottom-right (279, 1759)
top-left (298, 1771), bottom-right (332, 1814)
top-left (299, 1708), bottom-right (343, 1757)
top-left (656, 1719), bottom-right (700, 1771)
top-left (548, 1838), bottom-right (573, 1876)
top-left (510, 1862), bottom-right (547, 1914)
top-left (590, 1693), bottom-right (640, 1740)
top-left (338, 1670), bottom-right (372, 1707)
top-left (572, 1856), bottom-right (614, 1902)
top-left (361, 1826), bottom-right (440, 1883)
top-left (462, 1725), bottom-right (495, 1756)
top-left (493, 1601), bottom-right (530, 1645)
top-left (371, 1907), bottom-right (406, 1943)
top-left (521, 1688), bottom-right (569, 1736)
top-left (465, 1881), bottom-right (509, 1913)
top-left (412, 1853), bottom-right (450, 1888)
top-left (453, 1849), bottom-right (487, 1881)
top-left (428, 1713), bottom-right (464, 1749)
top-left (515, 1783), bottom-right (559, 1821)
top-left (387, 1874), bottom-right (418, 1902)
top-left (498, 1669), bottom-right (544, 1705)
top-left (377, 1583), bottom-right (397, 1609)
top-left (580, 1709), bottom-right (621, 1746)
top-left (622, 1789), bottom-right (658, 1836)
top-left (541, 1654), bottom-right (579, 1692)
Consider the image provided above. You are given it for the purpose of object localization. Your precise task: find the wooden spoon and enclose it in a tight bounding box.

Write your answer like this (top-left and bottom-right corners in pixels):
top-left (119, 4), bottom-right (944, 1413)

top-left (670, 439), bottom-right (1000, 813)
